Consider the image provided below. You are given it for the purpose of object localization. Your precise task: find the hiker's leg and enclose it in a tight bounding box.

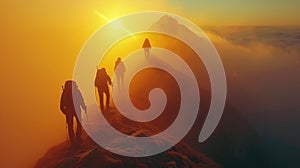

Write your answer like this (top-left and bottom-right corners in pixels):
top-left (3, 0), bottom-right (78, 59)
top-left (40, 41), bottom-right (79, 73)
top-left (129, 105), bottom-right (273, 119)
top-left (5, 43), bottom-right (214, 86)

top-left (117, 76), bottom-right (120, 91)
top-left (75, 114), bottom-right (82, 143)
top-left (145, 48), bottom-right (149, 57)
top-left (120, 74), bottom-right (124, 88)
top-left (99, 90), bottom-right (104, 109)
top-left (105, 89), bottom-right (110, 108)
top-left (66, 114), bottom-right (75, 144)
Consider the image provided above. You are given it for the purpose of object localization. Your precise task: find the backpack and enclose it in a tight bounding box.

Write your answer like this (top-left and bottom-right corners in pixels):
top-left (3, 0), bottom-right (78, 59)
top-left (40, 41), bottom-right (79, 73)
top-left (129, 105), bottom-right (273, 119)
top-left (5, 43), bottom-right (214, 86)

top-left (60, 80), bottom-right (75, 115)
top-left (94, 68), bottom-right (112, 90)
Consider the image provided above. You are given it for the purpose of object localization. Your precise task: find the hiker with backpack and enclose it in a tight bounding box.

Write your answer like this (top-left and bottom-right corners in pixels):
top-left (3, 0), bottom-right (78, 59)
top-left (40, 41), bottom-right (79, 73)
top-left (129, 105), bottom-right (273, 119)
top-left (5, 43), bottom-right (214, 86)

top-left (95, 68), bottom-right (112, 111)
top-left (60, 80), bottom-right (87, 146)
top-left (114, 57), bottom-right (126, 91)
top-left (142, 38), bottom-right (151, 57)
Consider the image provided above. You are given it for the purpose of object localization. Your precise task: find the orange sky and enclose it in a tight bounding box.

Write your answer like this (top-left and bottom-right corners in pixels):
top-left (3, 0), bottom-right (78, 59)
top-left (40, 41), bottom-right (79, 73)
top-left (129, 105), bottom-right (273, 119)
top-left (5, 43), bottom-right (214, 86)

top-left (0, 1), bottom-right (299, 167)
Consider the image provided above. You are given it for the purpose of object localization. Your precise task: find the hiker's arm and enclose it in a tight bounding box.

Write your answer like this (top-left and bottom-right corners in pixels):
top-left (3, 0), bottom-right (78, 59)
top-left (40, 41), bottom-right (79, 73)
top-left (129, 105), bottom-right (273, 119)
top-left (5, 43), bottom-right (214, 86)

top-left (77, 91), bottom-right (87, 112)
top-left (108, 75), bottom-right (112, 85)
top-left (82, 104), bottom-right (87, 113)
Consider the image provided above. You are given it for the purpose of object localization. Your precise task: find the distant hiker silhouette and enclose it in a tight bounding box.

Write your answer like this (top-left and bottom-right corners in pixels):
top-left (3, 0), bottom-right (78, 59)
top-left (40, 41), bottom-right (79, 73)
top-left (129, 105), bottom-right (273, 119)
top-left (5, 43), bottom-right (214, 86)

top-left (95, 68), bottom-right (112, 111)
top-left (142, 38), bottom-right (151, 57)
top-left (114, 57), bottom-right (126, 91)
top-left (60, 80), bottom-right (87, 146)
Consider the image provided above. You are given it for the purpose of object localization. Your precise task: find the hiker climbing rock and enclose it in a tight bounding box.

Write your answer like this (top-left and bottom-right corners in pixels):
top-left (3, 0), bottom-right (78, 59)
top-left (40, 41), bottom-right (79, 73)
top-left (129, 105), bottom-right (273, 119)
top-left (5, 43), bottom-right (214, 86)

top-left (60, 80), bottom-right (87, 145)
top-left (95, 68), bottom-right (112, 111)
top-left (114, 57), bottom-right (126, 91)
top-left (142, 38), bottom-right (151, 57)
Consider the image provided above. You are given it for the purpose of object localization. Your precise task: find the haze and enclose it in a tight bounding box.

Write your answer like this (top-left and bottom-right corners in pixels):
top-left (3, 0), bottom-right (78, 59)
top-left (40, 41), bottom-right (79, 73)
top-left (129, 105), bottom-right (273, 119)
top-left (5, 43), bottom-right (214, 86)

top-left (0, 1), bottom-right (299, 167)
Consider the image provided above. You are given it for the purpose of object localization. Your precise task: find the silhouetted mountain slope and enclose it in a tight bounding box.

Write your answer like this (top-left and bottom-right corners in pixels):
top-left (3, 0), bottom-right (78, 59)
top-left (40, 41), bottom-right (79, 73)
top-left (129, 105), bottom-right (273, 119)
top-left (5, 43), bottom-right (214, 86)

top-left (36, 67), bottom-right (265, 168)
top-left (35, 108), bottom-right (220, 168)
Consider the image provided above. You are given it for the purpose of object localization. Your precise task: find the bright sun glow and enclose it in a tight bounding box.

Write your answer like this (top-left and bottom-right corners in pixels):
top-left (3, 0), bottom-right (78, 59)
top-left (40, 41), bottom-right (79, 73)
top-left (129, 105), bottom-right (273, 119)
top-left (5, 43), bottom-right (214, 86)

top-left (95, 10), bottom-right (136, 39)
top-left (111, 20), bottom-right (122, 29)
top-left (95, 10), bottom-right (111, 22)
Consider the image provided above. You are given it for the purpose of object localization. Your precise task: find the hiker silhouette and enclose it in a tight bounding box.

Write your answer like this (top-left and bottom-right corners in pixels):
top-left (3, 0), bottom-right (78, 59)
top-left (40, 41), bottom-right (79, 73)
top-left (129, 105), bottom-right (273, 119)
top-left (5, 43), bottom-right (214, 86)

top-left (95, 68), bottom-right (112, 111)
top-left (60, 80), bottom-right (87, 146)
top-left (114, 57), bottom-right (126, 91)
top-left (142, 38), bottom-right (151, 57)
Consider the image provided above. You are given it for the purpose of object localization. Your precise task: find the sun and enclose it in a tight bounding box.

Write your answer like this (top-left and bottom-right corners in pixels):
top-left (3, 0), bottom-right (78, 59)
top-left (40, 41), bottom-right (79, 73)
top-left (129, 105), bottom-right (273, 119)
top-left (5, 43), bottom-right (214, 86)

top-left (95, 10), bottom-right (136, 39)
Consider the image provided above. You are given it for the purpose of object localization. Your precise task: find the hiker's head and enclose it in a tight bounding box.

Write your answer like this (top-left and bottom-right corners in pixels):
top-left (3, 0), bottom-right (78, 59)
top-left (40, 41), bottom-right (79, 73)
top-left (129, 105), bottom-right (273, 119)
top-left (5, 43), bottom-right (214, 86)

top-left (99, 68), bottom-right (107, 75)
top-left (64, 80), bottom-right (77, 90)
top-left (117, 57), bottom-right (121, 62)
top-left (102, 68), bottom-right (106, 72)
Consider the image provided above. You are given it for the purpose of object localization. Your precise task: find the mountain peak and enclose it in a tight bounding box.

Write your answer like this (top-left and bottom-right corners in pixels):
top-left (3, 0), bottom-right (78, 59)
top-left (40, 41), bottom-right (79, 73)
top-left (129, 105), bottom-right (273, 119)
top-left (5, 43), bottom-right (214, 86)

top-left (157, 15), bottom-right (179, 26)
top-left (149, 15), bottom-right (203, 43)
